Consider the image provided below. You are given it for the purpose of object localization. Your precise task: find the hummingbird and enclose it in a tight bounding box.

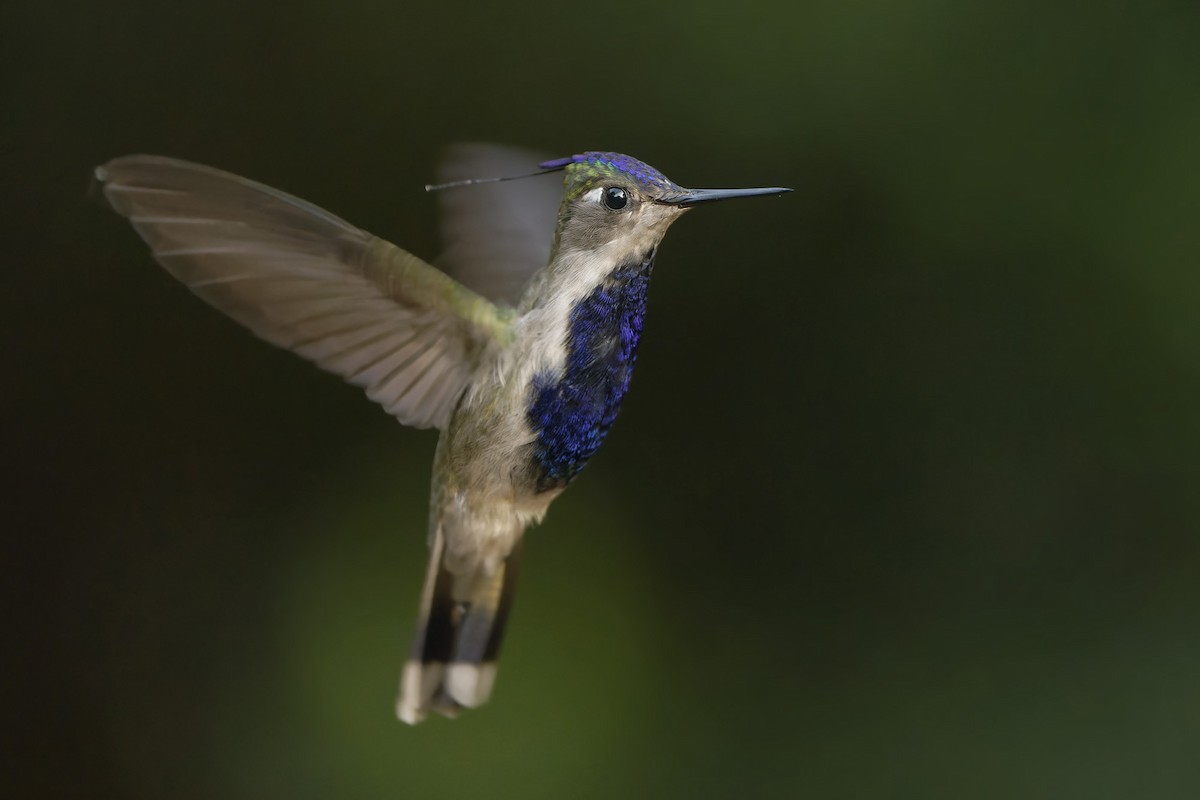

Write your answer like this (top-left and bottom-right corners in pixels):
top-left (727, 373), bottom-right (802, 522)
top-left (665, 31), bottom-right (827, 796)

top-left (96, 145), bottom-right (791, 724)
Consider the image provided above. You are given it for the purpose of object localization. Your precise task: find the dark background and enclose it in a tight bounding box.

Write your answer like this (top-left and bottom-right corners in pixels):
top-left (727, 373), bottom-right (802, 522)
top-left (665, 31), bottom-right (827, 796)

top-left (7, 0), bottom-right (1200, 797)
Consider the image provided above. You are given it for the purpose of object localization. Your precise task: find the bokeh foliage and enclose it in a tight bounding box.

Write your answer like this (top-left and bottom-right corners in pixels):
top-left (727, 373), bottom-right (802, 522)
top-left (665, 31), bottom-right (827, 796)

top-left (7, 0), bottom-right (1200, 797)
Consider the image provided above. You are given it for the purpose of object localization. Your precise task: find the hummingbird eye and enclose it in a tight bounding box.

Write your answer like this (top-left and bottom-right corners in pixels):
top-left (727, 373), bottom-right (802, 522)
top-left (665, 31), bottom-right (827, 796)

top-left (601, 186), bottom-right (629, 210)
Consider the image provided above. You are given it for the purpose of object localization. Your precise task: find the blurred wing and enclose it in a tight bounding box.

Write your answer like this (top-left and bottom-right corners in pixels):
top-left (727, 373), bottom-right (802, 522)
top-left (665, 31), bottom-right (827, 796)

top-left (98, 155), bottom-right (511, 430)
top-left (434, 143), bottom-right (563, 306)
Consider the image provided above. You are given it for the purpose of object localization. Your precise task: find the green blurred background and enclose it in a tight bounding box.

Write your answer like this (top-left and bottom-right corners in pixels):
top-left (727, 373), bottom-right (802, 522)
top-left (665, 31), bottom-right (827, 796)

top-left (7, 0), bottom-right (1200, 796)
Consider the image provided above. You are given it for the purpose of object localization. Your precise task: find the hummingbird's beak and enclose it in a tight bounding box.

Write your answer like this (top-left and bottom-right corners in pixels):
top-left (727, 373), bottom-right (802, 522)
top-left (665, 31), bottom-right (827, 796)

top-left (657, 186), bottom-right (793, 207)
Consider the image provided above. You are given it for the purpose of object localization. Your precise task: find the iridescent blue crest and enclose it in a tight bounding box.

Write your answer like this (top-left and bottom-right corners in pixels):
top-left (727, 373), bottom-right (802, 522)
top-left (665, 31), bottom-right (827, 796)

top-left (539, 152), bottom-right (679, 199)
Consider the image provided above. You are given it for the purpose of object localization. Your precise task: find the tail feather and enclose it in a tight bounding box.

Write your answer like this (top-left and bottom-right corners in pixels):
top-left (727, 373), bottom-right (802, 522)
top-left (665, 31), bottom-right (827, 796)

top-left (397, 527), bottom-right (521, 724)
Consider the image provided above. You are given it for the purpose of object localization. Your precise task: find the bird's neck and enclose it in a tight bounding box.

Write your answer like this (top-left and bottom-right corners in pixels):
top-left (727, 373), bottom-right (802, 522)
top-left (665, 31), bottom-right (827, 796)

top-left (521, 236), bottom-right (642, 312)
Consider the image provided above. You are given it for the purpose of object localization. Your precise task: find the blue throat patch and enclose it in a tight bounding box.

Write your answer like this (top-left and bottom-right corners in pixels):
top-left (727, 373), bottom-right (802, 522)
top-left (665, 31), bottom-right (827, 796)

top-left (527, 252), bottom-right (654, 491)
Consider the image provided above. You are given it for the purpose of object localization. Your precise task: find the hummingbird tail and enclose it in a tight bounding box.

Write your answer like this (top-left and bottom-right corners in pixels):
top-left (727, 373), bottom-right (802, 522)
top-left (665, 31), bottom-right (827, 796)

top-left (396, 525), bottom-right (522, 724)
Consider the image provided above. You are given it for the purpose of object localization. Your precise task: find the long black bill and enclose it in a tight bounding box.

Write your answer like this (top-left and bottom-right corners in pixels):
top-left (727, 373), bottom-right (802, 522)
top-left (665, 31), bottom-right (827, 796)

top-left (658, 186), bottom-right (793, 207)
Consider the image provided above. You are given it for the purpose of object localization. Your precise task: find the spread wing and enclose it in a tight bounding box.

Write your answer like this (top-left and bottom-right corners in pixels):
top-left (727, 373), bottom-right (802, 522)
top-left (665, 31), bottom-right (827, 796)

top-left (98, 155), bottom-right (512, 430)
top-left (434, 143), bottom-right (563, 307)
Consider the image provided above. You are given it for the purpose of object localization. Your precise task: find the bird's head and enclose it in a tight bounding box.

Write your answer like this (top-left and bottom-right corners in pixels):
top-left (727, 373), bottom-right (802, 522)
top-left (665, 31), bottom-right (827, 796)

top-left (544, 152), bottom-right (790, 258)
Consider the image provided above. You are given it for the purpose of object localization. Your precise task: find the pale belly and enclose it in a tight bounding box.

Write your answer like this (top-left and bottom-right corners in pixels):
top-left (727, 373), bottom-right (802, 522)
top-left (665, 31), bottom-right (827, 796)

top-left (431, 369), bottom-right (556, 574)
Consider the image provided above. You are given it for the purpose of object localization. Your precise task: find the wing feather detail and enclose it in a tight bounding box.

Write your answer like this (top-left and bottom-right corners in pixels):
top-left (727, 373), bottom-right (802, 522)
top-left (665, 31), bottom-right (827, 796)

top-left (98, 155), bottom-right (512, 429)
